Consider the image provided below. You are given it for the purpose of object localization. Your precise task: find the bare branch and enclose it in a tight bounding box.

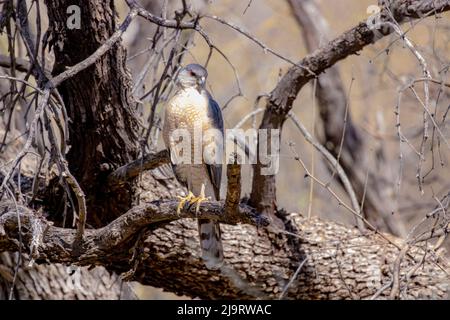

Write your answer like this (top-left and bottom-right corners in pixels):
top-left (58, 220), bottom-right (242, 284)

top-left (225, 158), bottom-right (241, 217)
top-left (0, 199), bottom-right (266, 257)
top-left (107, 150), bottom-right (171, 187)
top-left (250, 0), bottom-right (450, 220)
top-left (288, 112), bottom-right (364, 231)
top-left (204, 15), bottom-right (314, 74)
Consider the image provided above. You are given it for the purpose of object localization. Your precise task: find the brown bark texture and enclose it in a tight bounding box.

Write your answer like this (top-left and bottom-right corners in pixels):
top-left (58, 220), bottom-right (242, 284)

top-left (44, 0), bottom-right (139, 226)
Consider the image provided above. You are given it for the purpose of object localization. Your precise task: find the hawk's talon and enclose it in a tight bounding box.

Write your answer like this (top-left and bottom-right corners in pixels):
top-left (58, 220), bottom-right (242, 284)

top-left (192, 184), bottom-right (210, 215)
top-left (177, 191), bottom-right (195, 214)
top-left (194, 196), bottom-right (209, 214)
top-left (177, 184), bottom-right (210, 216)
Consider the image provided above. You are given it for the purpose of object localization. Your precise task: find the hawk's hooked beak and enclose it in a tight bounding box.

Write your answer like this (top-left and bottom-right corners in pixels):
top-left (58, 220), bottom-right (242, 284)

top-left (196, 76), bottom-right (206, 93)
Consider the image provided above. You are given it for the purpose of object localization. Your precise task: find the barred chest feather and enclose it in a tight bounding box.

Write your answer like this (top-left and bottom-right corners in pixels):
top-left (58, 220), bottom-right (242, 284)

top-left (163, 87), bottom-right (213, 140)
top-left (162, 87), bottom-right (217, 195)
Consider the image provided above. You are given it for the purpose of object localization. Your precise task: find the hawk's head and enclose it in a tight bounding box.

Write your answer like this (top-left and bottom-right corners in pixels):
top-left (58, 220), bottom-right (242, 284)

top-left (176, 63), bottom-right (208, 90)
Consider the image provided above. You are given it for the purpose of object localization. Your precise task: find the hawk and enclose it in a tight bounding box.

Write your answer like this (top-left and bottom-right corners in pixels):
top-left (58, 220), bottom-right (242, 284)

top-left (163, 63), bottom-right (224, 269)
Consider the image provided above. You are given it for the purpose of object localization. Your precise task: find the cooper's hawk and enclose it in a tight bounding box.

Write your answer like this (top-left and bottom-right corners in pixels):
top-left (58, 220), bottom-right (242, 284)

top-left (163, 63), bottom-right (224, 269)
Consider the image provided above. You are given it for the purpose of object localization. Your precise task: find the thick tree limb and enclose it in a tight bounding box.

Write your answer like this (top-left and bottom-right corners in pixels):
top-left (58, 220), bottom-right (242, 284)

top-left (0, 200), bottom-right (264, 266)
top-left (0, 202), bottom-right (447, 299)
top-left (250, 0), bottom-right (450, 218)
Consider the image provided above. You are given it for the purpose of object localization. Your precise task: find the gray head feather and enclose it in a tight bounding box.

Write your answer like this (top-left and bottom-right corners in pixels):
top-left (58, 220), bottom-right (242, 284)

top-left (176, 64), bottom-right (208, 89)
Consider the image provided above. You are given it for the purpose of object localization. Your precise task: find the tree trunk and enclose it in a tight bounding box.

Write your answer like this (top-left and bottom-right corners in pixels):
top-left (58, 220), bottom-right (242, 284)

top-left (1, 0), bottom-right (140, 300)
top-left (44, 0), bottom-right (139, 226)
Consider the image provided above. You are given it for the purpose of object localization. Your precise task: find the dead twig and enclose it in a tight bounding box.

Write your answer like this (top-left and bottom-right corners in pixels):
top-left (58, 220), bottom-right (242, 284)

top-left (107, 150), bottom-right (171, 187)
top-left (389, 245), bottom-right (410, 300)
top-left (224, 155), bottom-right (241, 218)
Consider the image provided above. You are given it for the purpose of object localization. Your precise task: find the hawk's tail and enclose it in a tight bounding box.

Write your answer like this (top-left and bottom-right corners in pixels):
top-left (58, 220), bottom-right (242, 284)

top-left (198, 219), bottom-right (224, 270)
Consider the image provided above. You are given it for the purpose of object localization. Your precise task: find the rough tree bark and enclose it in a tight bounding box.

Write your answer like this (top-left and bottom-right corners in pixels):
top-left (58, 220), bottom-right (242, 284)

top-left (0, 253), bottom-right (123, 300)
top-left (44, 0), bottom-right (139, 225)
top-left (0, 201), bottom-right (448, 299)
top-left (288, 0), bottom-right (407, 237)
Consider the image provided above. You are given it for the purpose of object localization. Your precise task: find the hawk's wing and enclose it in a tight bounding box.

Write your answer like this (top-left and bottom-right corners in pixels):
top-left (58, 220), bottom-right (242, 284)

top-left (205, 94), bottom-right (224, 200)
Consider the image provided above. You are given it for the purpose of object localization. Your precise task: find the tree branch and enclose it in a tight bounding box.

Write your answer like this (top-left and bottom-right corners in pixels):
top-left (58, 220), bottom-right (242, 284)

top-left (225, 159), bottom-right (241, 217)
top-left (250, 0), bottom-right (450, 218)
top-left (126, 0), bottom-right (198, 29)
top-left (49, 8), bottom-right (138, 88)
top-left (0, 199), bottom-right (264, 262)
top-left (0, 202), bottom-right (447, 299)
top-left (107, 150), bottom-right (171, 187)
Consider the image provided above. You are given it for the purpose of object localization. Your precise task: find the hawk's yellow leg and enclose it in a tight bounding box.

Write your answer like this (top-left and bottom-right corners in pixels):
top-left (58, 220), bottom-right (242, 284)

top-left (176, 184), bottom-right (210, 214)
top-left (177, 191), bottom-right (195, 214)
top-left (192, 183), bottom-right (210, 213)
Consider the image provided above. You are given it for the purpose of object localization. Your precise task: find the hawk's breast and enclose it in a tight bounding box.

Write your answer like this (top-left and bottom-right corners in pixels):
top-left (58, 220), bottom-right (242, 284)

top-left (163, 87), bottom-right (217, 146)
top-left (162, 87), bottom-right (220, 194)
